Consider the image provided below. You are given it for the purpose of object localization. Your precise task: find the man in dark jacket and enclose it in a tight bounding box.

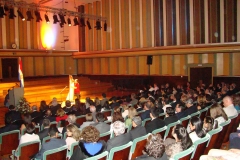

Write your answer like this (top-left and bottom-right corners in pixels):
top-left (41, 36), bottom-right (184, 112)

top-left (145, 107), bottom-right (165, 133)
top-left (38, 119), bottom-right (50, 142)
top-left (4, 105), bottom-right (21, 125)
top-left (129, 116), bottom-right (147, 140)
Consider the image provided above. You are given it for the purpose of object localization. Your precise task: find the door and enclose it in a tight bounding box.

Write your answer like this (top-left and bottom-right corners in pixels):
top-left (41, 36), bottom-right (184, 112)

top-left (1, 58), bottom-right (18, 80)
top-left (190, 67), bottom-right (212, 88)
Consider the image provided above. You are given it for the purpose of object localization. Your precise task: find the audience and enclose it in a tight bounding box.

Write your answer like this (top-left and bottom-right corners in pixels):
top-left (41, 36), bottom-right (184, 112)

top-left (128, 116), bottom-right (147, 141)
top-left (20, 113), bottom-right (34, 132)
top-left (145, 107), bottom-right (165, 133)
top-left (39, 100), bottom-right (49, 113)
top-left (63, 100), bottom-right (73, 114)
top-left (140, 101), bottom-right (152, 120)
top-left (106, 121), bottom-right (131, 151)
top-left (33, 126), bottom-right (66, 159)
top-left (0, 116), bottom-right (18, 134)
top-left (38, 119), bottom-right (51, 142)
top-left (232, 94), bottom-right (240, 110)
top-left (129, 93), bottom-right (138, 106)
top-left (62, 114), bottom-right (80, 135)
top-left (4, 105), bottom-right (21, 126)
top-left (30, 105), bottom-right (42, 120)
top-left (79, 113), bottom-right (94, 130)
top-left (56, 108), bottom-right (68, 123)
top-left (200, 148), bottom-right (240, 160)
top-left (70, 126), bottom-right (106, 159)
top-left (49, 97), bottom-right (61, 116)
top-left (100, 93), bottom-right (108, 107)
top-left (164, 107), bottom-right (178, 126)
top-left (65, 124), bottom-right (81, 149)
top-left (91, 112), bottom-right (110, 134)
top-left (203, 116), bottom-right (217, 133)
top-left (125, 107), bottom-right (138, 127)
top-left (210, 103), bottom-right (228, 127)
top-left (189, 116), bottom-right (206, 143)
top-left (121, 105), bottom-right (129, 119)
top-left (222, 96), bottom-right (238, 117)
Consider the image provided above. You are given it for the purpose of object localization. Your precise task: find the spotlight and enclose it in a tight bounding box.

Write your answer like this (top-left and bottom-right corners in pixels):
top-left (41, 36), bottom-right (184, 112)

top-left (4, 5), bottom-right (9, 12)
top-left (104, 21), bottom-right (107, 31)
top-left (17, 10), bottom-right (25, 21)
top-left (59, 22), bottom-right (64, 28)
top-left (73, 17), bottom-right (79, 26)
top-left (0, 6), bottom-right (6, 18)
top-left (35, 10), bottom-right (42, 22)
top-left (44, 14), bottom-right (50, 23)
top-left (67, 18), bottom-right (71, 26)
top-left (80, 17), bottom-right (86, 27)
top-left (95, 19), bottom-right (102, 30)
top-left (86, 19), bottom-right (91, 29)
top-left (58, 14), bottom-right (66, 24)
top-left (53, 14), bottom-right (59, 24)
top-left (26, 10), bottom-right (34, 21)
top-left (9, 8), bottom-right (16, 19)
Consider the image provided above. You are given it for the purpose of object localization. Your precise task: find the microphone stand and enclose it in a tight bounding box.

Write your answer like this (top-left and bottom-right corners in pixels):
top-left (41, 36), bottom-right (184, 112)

top-left (59, 86), bottom-right (68, 103)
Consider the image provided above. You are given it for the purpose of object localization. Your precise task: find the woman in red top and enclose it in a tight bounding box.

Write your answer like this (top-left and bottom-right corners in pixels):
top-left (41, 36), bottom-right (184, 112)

top-left (74, 79), bottom-right (80, 99)
top-left (56, 108), bottom-right (68, 122)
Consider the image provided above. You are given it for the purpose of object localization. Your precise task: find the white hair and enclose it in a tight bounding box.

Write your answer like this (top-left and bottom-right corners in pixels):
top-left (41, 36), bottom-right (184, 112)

top-left (112, 121), bottom-right (125, 136)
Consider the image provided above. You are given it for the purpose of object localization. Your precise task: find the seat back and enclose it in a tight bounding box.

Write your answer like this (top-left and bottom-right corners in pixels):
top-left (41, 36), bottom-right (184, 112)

top-left (16, 141), bottom-right (40, 160)
top-left (199, 108), bottom-right (208, 121)
top-left (142, 118), bottom-right (151, 127)
top-left (214, 119), bottom-right (231, 148)
top-left (76, 115), bottom-right (86, 125)
top-left (164, 121), bottom-right (180, 140)
top-left (43, 135), bottom-right (62, 144)
top-left (0, 130), bottom-right (19, 156)
top-left (204, 126), bottom-right (222, 154)
top-left (190, 111), bottom-right (200, 117)
top-left (108, 141), bottom-right (132, 160)
top-left (180, 116), bottom-right (191, 128)
top-left (171, 146), bottom-right (195, 160)
top-left (99, 131), bottom-right (111, 142)
top-left (191, 134), bottom-right (210, 160)
top-left (158, 113), bottom-right (165, 120)
top-left (67, 141), bottom-right (78, 159)
top-left (84, 151), bottom-right (108, 160)
top-left (43, 145), bottom-right (68, 160)
top-left (102, 110), bottom-right (112, 119)
top-left (232, 112), bottom-right (240, 132)
top-left (129, 134), bottom-right (149, 160)
top-left (152, 126), bottom-right (167, 138)
top-left (222, 114), bottom-right (238, 143)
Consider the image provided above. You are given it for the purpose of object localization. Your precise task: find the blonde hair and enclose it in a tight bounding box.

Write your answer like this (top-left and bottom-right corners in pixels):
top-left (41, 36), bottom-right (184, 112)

top-left (128, 107), bottom-right (138, 119)
top-left (210, 103), bottom-right (228, 121)
top-left (197, 95), bottom-right (206, 106)
top-left (56, 109), bottom-right (65, 117)
top-left (66, 124), bottom-right (81, 141)
top-left (122, 105), bottom-right (129, 111)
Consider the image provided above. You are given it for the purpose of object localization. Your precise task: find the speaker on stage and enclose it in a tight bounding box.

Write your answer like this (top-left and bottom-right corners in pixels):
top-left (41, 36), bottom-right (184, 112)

top-left (147, 55), bottom-right (153, 65)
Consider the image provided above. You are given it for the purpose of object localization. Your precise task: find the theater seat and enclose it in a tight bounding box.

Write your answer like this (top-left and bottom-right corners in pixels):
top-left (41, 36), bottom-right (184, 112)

top-left (152, 126), bottom-right (167, 138)
top-left (170, 146), bottom-right (195, 160)
top-left (191, 134), bottom-right (210, 160)
top-left (164, 121), bottom-right (180, 140)
top-left (204, 126), bottom-right (222, 154)
top-left (84, 151), bottom-right (108, 160)
top-left (36, 145), bottom-right (68, 160)
top-left (108, 141), bottom-right (132, 160)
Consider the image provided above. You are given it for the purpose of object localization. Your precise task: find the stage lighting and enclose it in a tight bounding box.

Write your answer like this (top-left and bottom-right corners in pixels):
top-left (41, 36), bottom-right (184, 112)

top-left (4, 5), bottom-right (9, 12)
top-left (80, 17), bottom-right (86, 27)
top-left (0, 6), bottom-right (6, 18)
top-left (104, 21), bottom-right (107, 31)
top-left (17, 10), bottom-right (25, 21)
top-left (35, 10), bottom-right (42, 22)
top-left (58, 14), bottom-right (66, 24)
top-left (26, 10), bottom-right (34, 21)
top-left (9, 8), bottom-right (16, 19)
top-left (59, 22), bottom-right (64, 28)
top-left (87, 19), bottom-right (91, 29)
top-left (73, 17), bottom-right (79, 26)
top-left (94, 19), bottom-right (102, 30)
top-left (67, 18), bottom-right (71, 26)
top-left (44, 14), bottom-right (50, 23)
top-left (53, 14), bottom-right (59, 24)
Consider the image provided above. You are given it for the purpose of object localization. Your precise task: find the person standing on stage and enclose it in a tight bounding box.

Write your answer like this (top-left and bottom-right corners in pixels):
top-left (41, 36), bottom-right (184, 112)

top-left (74, 79), bottom-right (80, 99)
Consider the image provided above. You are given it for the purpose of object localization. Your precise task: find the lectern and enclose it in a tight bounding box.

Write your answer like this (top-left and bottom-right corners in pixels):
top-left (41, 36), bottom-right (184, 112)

top-left (9, 88), bottom-right (24, 106)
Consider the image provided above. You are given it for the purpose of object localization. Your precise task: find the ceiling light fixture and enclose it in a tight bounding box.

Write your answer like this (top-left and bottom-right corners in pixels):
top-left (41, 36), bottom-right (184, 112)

top-left (67, 17), bottom-right (71, 26)
top-left (26, 10), bottom-right (34, 21)
top-left (0, 6), bottom-right (6, 18)
top-left (44, 14), bottom-right (50, 23)
top-left (53, 14), bottom-right (59, 24)
top-left (73, 17), bottom-right (79, 26)
top-left (17, 9), bottom-right (25, 21)
top-left (87, 19), bottom-right (91, 30)
top-left (35, 10), bottom-right (42, 22)
top-left (9, 8), bottom-right (16, 19)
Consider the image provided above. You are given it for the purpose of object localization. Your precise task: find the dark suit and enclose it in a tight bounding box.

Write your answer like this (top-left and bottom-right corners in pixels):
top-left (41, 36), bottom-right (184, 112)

top-left (38, 128), bottom-right (49, 142)
top-left (145, 118), bottom-right (165, 133)
top-left (0, 124), bottom-right (19, 134)
top-left (107, 133), bottom-right (131, 151)
top-left (34, 138), bottom-right (66, 159)
top-left (164, 115), bottom-right (178, 126)
top-left (31, 111), bottom-right (42, 119)
top-left (140, 110), bottom-right (151, 120)
top-left (90, 122), bottom-right (110, 134)
top-left (50, 104), bottom-right (61, 116)
top-left (186, 105), bottom-right (198, 116)
top-left (5, 110), bottom-right (21, 125)
top-left (129, 126), bottom-right (147, 141)
top-left (176, 111), bottom-right (187, 120)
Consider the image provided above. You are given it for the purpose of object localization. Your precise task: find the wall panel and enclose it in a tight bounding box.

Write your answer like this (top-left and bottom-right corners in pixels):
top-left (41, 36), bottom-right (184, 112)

top-left (92, 58), bottom-right (101, 74)
top-left (208, 0), bottom-right (220, 43)
top-left (154, 0), bottom-right (164, 46)
top-left (120, 0), bottom-right (130, 49)
top-left (187, 54), bottom-right (199, 64)
top-left (128, 57), bottom-right (137, 74)
top-left (5, 18), bottom-right (15, 49)
top-left (77, 59), bottom-right (85, 74)
top-left (138, 56), bottom-right (148, 75)
top-left (118, 57), bottom-right (128, 74)
top-left (65, 57), bottom-right (76, 75)
top-left (174, 55), bottom-right (186, 75)
top-left (55, 57), bottom-right (65, 75)
top-left (142, 0), bottom-right (152, 47)
top-left (78, 5), bottom-right (86, 52)
top-left (179, 0), bottom-right (190, 45)
top-left (22, 57), bottom-right (34, 77)
top-left (0, 19), bottom-right (2, 49)
top-left (100, 58), bottom-right (109, 74)
top-left (224, 0), bottom-right (237, 42)
top-left (193, 0), bottom-right (205, 44)
top-left (18, 8), bottom-right (28, 49)
top-left (109, 57), bottom-right (118, 74)
top-left (44, 57), bottom-right (54, 75)
top-left (232, 52), bottom-right (240, 75)
top-left (34, 57), bottom-right (44, 76)
top-left (85, 4), bottom-right (94, 51)
top-left (102, 0), bottom-right (111, 50)
top-left (93, 2), bottom-right (102, 51)
top-left (111, 0), bottom-right (120, 49)
top-left (131, 0), bottom-right (141, 48)
top-left (30, 12), bottom-right (38, 49)
top-left (166, 0), bottom-right (176, 45)
top-left (150, 55), bottom-right (161, 75)
top-left (161, 55), bottom-right (173, 75)
top-left (85, 59), bottom-right (93, 74)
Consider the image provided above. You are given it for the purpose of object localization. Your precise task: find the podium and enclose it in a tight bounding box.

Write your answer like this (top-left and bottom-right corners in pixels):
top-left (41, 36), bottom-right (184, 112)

top-left (9, 88), bottom-right (24, 106)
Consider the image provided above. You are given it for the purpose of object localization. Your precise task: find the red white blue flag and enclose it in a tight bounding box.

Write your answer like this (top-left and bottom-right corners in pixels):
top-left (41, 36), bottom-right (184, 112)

top-left (18, 57), bottom-right (24, 88)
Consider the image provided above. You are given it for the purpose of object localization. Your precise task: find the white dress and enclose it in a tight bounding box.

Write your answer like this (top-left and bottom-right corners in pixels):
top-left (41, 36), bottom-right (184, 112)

top-left (66, 75), bottom-right (74, 101)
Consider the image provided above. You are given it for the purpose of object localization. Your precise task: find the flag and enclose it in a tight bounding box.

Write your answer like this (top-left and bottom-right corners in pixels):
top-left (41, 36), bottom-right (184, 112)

top-left (18, 57), bottom-right (24, 88)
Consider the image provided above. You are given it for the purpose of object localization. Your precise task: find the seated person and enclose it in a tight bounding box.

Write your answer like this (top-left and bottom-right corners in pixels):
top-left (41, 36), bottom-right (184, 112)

top-left (70, 126), bottom-right (106, 160)
top-left (39, 109), bottom-right (56, 126)
top-left (62, 114), bottom-right (80, 135)
top-left (165, 124), bottom-right (193, 159)
top-left (38, 119), bottom-right (51, 142)
top-left (140, 101), bottom-right (152, 120)
top-left (164, 107), bottom-right (178, 126)
top-left (189, 116), bottom-right (206, 143)
top-left (66, 124), bottom-right (81, 150)
top-left (20, 113), bottom-right (35, 133)
top-left (33, 126), bottom-right (66, 159)
top-left (4, 105), bottom-right (21, 126)
top-left (56, 109), bottom-right (68, 123)
top-left (135, 134), bottom-right (167, 160)
top-left (200, 148), bottom-right (240, 160)
top-left (0, 116), bottom-right (18, 134)
top-left (129, 116), bottom-right (147, 141)
top-left (106, 121), bottom-right (131, 151)
top-left (49, 97), bottom-right (61, 116)
top-left (145, 107), bottom-right (165, 133)
top-left (125, 107), bottom-right (138, 128)
top-left (63, 100), bottom-right (73, 114)
top-left (79, 113), bottom-right (94, 130)
top-left (30, 105), bottom-right (42, 124)
top-left (202, 116), bottom-right (217, 133)
top-left (90, 112), bottom-right (110, 134)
